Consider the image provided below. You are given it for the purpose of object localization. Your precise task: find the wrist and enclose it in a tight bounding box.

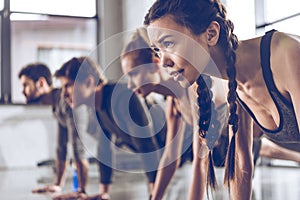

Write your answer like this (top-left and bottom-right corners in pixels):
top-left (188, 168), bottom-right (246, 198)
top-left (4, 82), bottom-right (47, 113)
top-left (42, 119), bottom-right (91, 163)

top-left (54, 182), bottom-right (62, 187)
top-left (77, 187), bottom-right (86, 194)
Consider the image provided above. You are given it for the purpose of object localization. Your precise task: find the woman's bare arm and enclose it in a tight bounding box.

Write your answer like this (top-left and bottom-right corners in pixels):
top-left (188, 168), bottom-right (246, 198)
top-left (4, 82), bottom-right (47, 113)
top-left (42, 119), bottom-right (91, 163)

top-left (151, 97), bottom-right (186, 200)
top-left (230, 103), bottom-right (254, 200)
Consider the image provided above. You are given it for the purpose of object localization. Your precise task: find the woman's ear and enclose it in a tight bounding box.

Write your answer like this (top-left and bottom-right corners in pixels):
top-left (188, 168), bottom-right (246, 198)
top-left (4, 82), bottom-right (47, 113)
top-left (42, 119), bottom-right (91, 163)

top-left (85, 75), bottom-right (95, 88)
top-left (206, 21), bottom-right (220, 46)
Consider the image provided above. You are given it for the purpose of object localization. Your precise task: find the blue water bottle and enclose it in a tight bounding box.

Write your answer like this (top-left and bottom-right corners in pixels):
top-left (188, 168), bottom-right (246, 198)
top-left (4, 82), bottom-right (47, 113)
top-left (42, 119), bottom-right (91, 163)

top-left (72, 167), bottom-right (79, 192)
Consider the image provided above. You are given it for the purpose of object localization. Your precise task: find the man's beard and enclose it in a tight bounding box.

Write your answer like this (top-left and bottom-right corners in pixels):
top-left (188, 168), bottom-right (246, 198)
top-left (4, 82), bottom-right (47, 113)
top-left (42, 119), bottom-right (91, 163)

top-left (27, 96), bottom-right (42, 104)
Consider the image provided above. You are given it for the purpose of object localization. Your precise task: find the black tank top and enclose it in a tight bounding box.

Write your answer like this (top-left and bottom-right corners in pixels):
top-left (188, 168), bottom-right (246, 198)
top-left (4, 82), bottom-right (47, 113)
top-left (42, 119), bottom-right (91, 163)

top-left (237, 29), bottom-right (300, 151)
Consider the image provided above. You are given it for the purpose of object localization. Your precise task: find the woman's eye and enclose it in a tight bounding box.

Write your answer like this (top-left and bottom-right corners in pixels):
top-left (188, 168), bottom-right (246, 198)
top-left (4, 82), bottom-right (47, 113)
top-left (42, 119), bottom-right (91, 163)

top-left (163, 41), bottom-right (174, 48)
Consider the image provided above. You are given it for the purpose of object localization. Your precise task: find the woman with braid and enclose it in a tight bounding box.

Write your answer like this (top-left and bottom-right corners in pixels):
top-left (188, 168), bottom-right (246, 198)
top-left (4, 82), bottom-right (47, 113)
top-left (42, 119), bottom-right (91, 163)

top-left (120, 27), bottom-right (229, 200)
top-left (144, 0), bottom-right (300, 199)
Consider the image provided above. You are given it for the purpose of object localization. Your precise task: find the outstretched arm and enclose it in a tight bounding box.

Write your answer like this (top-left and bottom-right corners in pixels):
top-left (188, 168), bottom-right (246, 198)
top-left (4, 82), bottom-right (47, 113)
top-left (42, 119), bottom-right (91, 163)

top-left (230, 103), bottom-right (254, 200)
top-left (187, 135), bottom-right (208, 200)
top-left (32, 123), bottom-right (68, 194)
top-left (54, 124), bottom-right (69, 189)
top-left (151, 97), bottom-right (186, 200)
top-left (68, 112), bottom-right (89, 193)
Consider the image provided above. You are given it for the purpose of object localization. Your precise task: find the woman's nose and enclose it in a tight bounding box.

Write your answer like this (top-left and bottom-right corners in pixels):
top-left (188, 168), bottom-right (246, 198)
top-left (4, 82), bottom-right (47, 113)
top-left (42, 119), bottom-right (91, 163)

top-left (127, 79), bottom-right (135, 90)
top-left (160, 52), bottom-right (174, 68)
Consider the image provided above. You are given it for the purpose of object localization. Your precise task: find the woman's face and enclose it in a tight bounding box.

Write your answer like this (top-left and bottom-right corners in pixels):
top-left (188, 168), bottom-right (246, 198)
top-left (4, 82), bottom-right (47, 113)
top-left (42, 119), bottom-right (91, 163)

top-left (147, 15), bottom-right (211, 88)
top-left (121, 53), bottom-right (160, 97)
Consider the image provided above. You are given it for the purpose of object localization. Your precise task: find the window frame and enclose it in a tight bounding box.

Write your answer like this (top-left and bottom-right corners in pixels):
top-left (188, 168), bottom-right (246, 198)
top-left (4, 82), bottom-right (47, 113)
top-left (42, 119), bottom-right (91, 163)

top-left (255, 0), bottom-right (300, 34)
top-left (0, 0), bottom-right (11, 103)
top-left (0, 0), bottom-right (99, 104)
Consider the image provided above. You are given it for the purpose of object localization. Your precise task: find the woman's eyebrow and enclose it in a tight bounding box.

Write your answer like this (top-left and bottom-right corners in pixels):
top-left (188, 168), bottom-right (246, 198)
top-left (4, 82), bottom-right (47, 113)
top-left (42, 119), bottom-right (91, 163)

top-left (150, 35), bottom-right (173, 48)
top-left (158, 35), bottom-right (172, 44)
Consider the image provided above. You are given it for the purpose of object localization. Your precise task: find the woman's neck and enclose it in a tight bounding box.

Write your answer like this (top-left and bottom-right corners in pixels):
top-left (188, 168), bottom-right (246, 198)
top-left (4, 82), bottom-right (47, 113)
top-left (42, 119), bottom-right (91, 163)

top-left (204, 46), bottom-right (229, 80)
top-left (234, 38), bottom-right (261, 85)
top-left (205, 37), bottom-right (262, 86)
top-left (154, 78), bottom-right (184, 98)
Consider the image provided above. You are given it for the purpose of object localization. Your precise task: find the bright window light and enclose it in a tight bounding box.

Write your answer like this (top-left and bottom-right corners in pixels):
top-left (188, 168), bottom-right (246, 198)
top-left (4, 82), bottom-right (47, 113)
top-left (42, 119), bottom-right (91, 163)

top-left (0, 0), bottom-right (3, 11)
top-left (265, 0), bottom-right (300, 22)
top-left (10, 13), bottom-right (48, 21)
top-left (10, 0), bottom-right (96, 17)
top-left (266, 15), bottom-right (300, 35)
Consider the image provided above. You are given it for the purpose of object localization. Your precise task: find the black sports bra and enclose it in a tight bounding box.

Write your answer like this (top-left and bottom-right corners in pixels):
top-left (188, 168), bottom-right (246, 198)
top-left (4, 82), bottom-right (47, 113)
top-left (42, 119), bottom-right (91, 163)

top-left (237, 29), bottom-right (300, 145)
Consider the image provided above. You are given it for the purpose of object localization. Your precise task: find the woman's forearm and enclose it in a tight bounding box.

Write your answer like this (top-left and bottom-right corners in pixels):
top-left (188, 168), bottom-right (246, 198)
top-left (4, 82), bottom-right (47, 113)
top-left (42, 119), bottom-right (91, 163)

top-left (151, 154), bottom-right (180, 200)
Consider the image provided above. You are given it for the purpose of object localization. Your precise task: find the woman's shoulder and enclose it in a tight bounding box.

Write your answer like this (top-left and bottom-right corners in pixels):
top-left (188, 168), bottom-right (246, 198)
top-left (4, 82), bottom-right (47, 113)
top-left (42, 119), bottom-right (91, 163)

top-left (272, 31), bottom-right (299, 53)
top-left (271, 31), bottom-right (300, 91)
top-left (272, 31), bottom-right (300, 67)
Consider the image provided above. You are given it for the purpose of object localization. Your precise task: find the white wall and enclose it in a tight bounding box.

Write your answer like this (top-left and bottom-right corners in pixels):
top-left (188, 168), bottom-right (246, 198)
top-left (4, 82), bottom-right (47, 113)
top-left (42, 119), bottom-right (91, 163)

top-left (0, 105), bottom-right (99, 169)
top-left (97, 0), bottom-right (124, 81)
top-left (97, 0), bottom-right (155, 81)
top-left (226, 0), bottom-right (256, 39)
top-left (11, 18), bottom-right (96, 103)
top-left (0, 105), bottom-right (57, 168)
top-left (122, 0), bottom-right (155, 31)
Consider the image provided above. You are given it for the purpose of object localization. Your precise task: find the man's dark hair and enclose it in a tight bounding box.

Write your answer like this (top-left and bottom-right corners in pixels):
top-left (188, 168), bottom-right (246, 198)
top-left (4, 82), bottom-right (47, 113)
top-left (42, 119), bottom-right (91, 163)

top-left (18, 63), bottom-right (53, 86)
top-left (54, 56), bottom-right (105, 86)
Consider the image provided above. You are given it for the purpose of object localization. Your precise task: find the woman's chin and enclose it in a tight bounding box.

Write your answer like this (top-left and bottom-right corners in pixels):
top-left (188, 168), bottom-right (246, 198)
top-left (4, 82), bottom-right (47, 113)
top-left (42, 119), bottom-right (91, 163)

top-left (177, 78), bottom-right (192, 88)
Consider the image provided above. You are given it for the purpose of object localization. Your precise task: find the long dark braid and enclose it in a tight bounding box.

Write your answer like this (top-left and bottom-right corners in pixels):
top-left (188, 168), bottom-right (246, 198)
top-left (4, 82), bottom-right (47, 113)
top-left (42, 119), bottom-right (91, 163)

top-left (144, 0), bottom-right (239, 194)
top-left (214, 3), bottom-right (239, 189)
top-left (196, 74), bottom-right (221, 193)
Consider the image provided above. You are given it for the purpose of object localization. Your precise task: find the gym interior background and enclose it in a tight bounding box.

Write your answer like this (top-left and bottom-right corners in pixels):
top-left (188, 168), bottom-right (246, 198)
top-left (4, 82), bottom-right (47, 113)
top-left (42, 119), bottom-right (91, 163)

top-left (0, 0), bottom-right (299, 199)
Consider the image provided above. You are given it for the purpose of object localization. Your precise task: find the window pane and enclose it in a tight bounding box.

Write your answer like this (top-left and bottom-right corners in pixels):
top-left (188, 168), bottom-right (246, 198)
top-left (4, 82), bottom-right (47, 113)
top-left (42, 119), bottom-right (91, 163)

top-left (266, 15), bottom-right (300, 35)
top-left (0, 0), bottom-right (3, 11)
top-left (11, 14), bottom-right (97, 103)
top-left (265, 0), bottom-right (300, 23)
top-left (11, 0), bottom-right (96, 17)
top-left (0, 16), bottom-right (1, 100)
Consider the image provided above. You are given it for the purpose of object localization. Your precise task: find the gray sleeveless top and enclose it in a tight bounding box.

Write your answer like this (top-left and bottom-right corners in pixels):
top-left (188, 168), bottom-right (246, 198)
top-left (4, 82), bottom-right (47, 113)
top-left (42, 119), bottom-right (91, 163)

top-left (238, 29), bottom-right (300, 151)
